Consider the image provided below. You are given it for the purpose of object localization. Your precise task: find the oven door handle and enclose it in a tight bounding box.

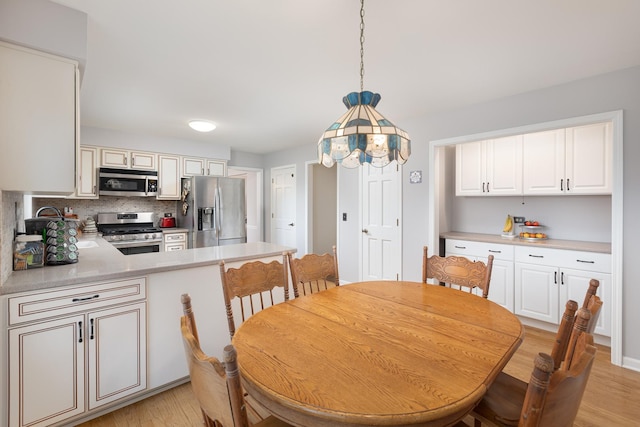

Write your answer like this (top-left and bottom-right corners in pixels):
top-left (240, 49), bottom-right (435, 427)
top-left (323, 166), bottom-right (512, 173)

top-left (109, 239), bottom-right (162, 248)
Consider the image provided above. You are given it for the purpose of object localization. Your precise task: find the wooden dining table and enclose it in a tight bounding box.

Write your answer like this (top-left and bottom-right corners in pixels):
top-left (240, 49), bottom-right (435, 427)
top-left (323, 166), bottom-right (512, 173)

top-left (232, 281), bottom-right (524, 427)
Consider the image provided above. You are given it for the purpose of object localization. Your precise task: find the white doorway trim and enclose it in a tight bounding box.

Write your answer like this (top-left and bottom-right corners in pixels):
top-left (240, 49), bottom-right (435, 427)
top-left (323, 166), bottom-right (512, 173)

top-left (428, 110), bottom-right (623, 366)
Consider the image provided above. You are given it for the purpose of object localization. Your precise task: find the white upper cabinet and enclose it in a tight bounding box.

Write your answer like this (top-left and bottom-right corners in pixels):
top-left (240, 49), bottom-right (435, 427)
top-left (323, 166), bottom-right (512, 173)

top-left (72, 146), bottom-right (99, 199)
top-left (456, 135), bottom-right (523, 196)
top-left (565, 122), bottom-right (613, 194)
top-left (182, 156), bottom-right (227, 176)
top-left (182, 156), bottom-right (206, 176)
top-left (0, 42), bottom-right (78, 194)
top-left (522, 129), bottom-right (566, 194)
top-left (157, 154), bottom-right (181, 200)
top-left (523, 122), bottom-right (612, 195)
top-left (100, 148), bottom-right (157, 170)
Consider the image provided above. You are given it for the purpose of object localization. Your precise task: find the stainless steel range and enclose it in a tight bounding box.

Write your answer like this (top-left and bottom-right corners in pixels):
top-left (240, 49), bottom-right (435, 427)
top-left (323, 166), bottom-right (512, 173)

top-left (97, 212), bottom-right (163, 255)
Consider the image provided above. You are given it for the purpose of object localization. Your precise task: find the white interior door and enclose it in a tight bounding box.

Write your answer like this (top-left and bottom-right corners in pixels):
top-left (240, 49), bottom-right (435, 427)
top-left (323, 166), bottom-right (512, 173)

top-left (361, 164), bottom-right (402, 281)
top-left (271, 165), bottom-right (296, 249)
top-left (228, 167), bottom-right (263, 242)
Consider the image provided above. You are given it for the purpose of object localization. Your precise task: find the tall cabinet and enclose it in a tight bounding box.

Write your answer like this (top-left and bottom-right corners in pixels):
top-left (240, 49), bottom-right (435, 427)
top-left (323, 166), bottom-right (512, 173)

top-left (0, 42), bottom-right (78, 193)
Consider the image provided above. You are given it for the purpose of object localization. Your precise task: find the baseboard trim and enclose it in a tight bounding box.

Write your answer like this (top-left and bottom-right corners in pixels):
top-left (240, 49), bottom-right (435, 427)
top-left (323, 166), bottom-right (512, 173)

top-left (622, 356), bottom-right (640, 373)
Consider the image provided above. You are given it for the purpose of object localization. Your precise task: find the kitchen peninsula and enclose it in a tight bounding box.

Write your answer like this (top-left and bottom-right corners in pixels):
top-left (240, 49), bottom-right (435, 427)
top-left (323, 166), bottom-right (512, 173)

top-left (1, 239), bottom-right (293, 427)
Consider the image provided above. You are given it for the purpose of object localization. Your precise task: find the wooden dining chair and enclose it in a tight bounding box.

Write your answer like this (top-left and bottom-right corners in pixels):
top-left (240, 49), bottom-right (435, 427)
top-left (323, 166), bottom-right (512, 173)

top-left (422, 246), bottom-right (494, 298)
top-left (180, 318), bottom-right (291, 427)
top-left (220, 253), bottom-right (289, 338)
top-left (180, 294), bottom-right (291, 427)
top-left (287, 245), bottom-right (339, 298)
top-left (471, 308), bottom-right (594, 427)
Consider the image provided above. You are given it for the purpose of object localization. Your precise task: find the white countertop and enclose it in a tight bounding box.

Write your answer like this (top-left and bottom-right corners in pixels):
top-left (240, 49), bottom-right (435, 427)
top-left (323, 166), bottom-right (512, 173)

top-left (1, 237), bottom-right (294, 295)
top-left (440, 231), bottom-right (611, 253)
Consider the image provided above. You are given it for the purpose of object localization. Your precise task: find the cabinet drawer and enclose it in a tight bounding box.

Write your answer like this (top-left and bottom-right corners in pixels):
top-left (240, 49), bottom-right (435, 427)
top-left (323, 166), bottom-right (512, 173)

top-left (446, 239), bottom-right (514, 261)
top-left (165, 243), bottom-right (186, 251)
top-left (164, 232), bottom-right (186, 243)
top-left (515, 247), bottom-right (610, 273)
top-left (8, 277), bottom-right (146, 325)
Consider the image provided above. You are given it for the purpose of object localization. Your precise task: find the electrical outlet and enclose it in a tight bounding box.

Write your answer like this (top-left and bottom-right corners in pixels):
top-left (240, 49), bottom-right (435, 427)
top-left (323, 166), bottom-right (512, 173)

top-left (513, 216), bottom-right (525, 223)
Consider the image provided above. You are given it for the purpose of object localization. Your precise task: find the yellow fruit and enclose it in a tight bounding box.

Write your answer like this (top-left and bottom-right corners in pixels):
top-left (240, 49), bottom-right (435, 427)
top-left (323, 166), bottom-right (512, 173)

top-left (502, 215), bottom-right (513, 233)
top-left (523, 232), bottom-right (530, 238)
top-left (536, 233), bottom-right (544, 238)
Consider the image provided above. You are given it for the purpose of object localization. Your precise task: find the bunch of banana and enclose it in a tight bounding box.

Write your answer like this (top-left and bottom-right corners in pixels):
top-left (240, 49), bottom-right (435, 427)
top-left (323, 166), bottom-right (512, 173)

top-left (502, 214), bottom-right (514, 233)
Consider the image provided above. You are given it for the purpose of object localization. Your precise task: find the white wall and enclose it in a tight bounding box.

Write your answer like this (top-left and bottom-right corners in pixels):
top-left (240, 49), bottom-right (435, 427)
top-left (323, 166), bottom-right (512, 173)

top-left (81, 126), bottom-right (231, 161)
top-left (0, 0), bottom-right (87, 72)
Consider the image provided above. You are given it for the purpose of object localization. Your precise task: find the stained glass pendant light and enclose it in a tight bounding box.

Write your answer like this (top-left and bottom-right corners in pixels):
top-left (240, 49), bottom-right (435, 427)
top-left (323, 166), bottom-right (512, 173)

top-left (318, 0), bottom-right (411, 168)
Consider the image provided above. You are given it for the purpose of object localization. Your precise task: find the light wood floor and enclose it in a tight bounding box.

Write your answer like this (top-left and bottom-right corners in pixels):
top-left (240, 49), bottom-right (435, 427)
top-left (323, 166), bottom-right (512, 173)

top-left (78, 326), bottom-right (640, 427)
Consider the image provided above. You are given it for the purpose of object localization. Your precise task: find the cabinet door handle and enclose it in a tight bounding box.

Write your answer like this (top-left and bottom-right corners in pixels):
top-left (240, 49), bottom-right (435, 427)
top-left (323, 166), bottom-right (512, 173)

top-left (560, 178), bottom-right (564, 191)
top-left (482, 182), bottom-right (486, 193)
top-left (528, 254), bottom-right (544, 258)
top-left (561, 271), bottom-right (565, 285)
top-left (78, 321), bottom-right (83, 343)
top-left (454, 245), bottom-right (466, 249)
top-left (90, 318), bottom-right (95, 340)
top-left (554, 272), bottom-right (557, 284)
top-left (567, 178), bottom-right (570, 191)
top-left (488, 250), bottom-right (501, 253)
top-left (93, 185), bottom-right (97, 195)
top-left (576, 259), bottom-right (595, 264)
top-left (486, 182), bottom-right (490, 192)
top-left (72, 294), bottom-right (100, 303)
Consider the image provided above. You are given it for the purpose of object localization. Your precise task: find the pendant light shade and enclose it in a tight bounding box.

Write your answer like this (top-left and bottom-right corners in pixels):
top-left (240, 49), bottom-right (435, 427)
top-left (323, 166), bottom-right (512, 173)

top-left (318, 91), bottom-right (411, 168)
top-left (317, 0), bottom-right (411, 168)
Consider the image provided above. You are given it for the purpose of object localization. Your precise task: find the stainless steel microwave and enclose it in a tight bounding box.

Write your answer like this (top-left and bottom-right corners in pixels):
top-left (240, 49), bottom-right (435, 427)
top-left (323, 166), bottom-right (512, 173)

top-left (98, 168), bottom-right (158, 197)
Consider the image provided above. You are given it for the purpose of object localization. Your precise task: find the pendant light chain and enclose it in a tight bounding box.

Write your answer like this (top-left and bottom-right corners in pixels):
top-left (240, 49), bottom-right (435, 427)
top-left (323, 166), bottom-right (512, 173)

top-left (359, 0), bottom-right (365, 93)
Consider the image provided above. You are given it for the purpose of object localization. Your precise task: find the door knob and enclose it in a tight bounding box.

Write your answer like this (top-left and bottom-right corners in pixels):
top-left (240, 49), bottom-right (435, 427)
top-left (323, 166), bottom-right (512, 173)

top-left (288, 223), bottom-right (294, 226)
top-left (362, 229), bottom-right (368, 233)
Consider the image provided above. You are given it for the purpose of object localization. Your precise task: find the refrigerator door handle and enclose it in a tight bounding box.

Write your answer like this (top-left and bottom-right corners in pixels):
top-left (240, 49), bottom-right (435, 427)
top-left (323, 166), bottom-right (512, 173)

top-left (215, 187), bottom-right (221, 237)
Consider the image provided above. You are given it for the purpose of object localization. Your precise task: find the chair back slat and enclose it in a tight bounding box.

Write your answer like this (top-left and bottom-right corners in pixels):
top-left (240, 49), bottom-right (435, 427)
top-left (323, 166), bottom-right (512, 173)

top-left (422, 246), bottom-right (494, 298)
top-left (562, 307), bottom-right (591, 371)
top-left (181, 293), bottom-right (200, 343)
top-left (288, 246), bottom-right (339, 298)
top-left (550, 300), bottom-right (578, 371)
top-left (582, 278), bottom-right (600, 310)
top-left (586, 295), bottom-right (603, 335)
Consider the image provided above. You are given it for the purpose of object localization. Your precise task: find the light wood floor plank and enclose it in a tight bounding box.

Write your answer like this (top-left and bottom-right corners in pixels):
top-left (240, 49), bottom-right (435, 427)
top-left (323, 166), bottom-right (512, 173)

top-left (79, 326), bottom-right (640, 427)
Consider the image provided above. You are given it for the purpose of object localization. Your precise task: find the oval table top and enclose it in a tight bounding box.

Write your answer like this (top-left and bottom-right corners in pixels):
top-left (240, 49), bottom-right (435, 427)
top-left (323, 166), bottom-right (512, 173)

top-left (233, 281), bottom-right (524, 427)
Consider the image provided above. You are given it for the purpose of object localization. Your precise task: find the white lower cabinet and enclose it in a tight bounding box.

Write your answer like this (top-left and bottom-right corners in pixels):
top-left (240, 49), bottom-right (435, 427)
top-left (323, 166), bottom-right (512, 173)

top-left (445, 239), bottom-right (514, 312)
top-left (163, 231), bottom-right (187, 251)
top-left (7, 278), bottom-right (147, 427)
top-left (514, 246), bottom-right (611, 337)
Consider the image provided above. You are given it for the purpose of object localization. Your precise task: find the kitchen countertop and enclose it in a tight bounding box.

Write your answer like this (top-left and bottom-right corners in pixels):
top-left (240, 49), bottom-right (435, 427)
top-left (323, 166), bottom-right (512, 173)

top-left (1, 237), bottom-right (294, 296)
top-left (440, 231), bottom-right (611, 254)
top-left (161, 227), bottom-right (188, 233)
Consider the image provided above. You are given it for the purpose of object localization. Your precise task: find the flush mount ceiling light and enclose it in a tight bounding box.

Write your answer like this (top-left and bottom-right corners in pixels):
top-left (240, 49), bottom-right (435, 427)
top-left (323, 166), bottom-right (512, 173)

top-left (318, 0), bottom-right (411, 168)
top-left (188, 120), bottom-right (216, 132)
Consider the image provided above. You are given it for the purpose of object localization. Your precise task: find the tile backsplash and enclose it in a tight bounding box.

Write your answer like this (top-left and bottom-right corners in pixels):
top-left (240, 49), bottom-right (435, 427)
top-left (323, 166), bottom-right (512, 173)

top-left (31, 196), bottom-right (177, 227)
top-left (1, 191), bottom-right (24, 285)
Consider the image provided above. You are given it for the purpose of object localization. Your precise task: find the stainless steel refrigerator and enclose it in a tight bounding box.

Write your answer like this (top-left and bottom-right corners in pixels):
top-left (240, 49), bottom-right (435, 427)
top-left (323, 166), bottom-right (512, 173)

top-left (177, 176), bottom-right (246, 248)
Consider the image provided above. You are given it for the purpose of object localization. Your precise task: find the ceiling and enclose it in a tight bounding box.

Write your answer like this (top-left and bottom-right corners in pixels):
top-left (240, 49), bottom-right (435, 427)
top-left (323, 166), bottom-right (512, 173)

top-left (52, 0), bottom-right (640, 155)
